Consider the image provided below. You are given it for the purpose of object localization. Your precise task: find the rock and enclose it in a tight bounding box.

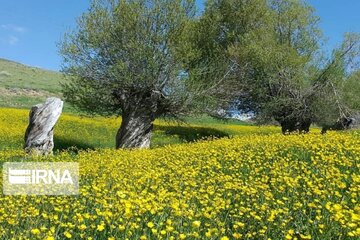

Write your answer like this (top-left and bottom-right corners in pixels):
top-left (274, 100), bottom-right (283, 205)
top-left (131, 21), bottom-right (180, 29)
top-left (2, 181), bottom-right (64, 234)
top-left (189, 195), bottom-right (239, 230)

top-left (0, 70), bottom-right (11, 77)
top-left (24, 97), bottom-right (63, 155)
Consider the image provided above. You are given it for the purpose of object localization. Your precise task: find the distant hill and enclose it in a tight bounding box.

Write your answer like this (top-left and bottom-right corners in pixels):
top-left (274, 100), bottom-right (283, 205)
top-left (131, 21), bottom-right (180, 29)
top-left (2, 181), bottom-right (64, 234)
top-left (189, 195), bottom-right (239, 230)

top-left (0, 58), bottom-right (64, 109)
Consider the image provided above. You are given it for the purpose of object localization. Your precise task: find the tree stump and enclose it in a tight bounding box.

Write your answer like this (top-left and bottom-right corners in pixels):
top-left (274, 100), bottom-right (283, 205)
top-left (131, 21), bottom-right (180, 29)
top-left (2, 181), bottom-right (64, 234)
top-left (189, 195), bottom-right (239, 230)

top-left (24, 97), bottom-right (63, 155)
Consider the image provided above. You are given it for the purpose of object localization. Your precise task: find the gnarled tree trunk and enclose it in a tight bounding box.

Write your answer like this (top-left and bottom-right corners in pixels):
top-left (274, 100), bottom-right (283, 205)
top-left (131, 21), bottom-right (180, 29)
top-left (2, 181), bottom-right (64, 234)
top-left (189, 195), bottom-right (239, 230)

top-left (321, 117), bottom-right (355, 134)
top-left (115, 90), bottom-right (160, 149)
top-left (279, 119), bottom-right (311, 134)
top-left (24, 97), bottom-right (63, 155)
top-left (116, 109), bottom-right (154, 149)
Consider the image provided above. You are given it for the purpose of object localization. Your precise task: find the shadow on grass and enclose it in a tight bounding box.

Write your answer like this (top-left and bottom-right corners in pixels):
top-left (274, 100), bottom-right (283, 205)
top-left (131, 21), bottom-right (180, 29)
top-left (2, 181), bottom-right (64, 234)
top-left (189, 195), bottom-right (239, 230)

top-left (54, 136), bottom-right (96, 152)
top-left (155, 124), bottom-right (230, 142)
top-left (52, 125), bottom-right (229, 152)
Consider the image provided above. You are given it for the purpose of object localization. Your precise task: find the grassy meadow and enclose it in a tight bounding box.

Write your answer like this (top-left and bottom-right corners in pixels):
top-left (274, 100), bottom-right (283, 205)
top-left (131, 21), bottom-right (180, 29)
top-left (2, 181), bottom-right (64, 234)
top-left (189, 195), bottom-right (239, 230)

top-left (0, 108), bottom-right (274, 151)
top-left (0, 58), bottom-right (62, 93)
top-left (0, 58), bottom-right (65, 109)
top-left (0, 108), bottom-right (359, 239)
top-left (0, 56), bottom-right (358, 240)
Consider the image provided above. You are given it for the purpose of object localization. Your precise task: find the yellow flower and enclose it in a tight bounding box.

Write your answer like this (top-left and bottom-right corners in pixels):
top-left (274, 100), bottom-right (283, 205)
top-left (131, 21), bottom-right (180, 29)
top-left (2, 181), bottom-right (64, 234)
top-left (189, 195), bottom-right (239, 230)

top-left (166, 226), bottom-right (174, 232)
top-left (220, 237), bottom-right (229, 240)
top-left (192, 220), bottom-right (201, 228)
top-left (300, 234), bottom-right (311, 239)
top-left (179, 234), bottom-right (186, 239)
top-left (285, 234), bottom-right (292, 240)
top-left (333, 204), bottom-right (342, 211)
top-left (79, 224), bottom-right (87, 230)
top-left (97, 224), bottom-right (105, 231)
top-left (233, 233), bottom-right (242, 239)
top-left (1, 108), bottom-right (360, 240)
top-left (64, 231), bottom-right (72, 239)
top-left (31, 229), bottom-right (40, 235)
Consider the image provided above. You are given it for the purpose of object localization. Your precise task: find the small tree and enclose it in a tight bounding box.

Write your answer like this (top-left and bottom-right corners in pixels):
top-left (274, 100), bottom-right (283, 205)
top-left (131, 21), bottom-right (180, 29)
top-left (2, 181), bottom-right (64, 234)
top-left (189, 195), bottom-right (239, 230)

top-left (60, 0), bottom-right (197, 148)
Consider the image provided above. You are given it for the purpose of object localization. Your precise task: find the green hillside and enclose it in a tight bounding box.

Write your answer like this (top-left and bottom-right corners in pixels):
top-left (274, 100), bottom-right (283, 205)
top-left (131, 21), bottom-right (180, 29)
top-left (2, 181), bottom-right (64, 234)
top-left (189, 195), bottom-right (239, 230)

top-left (0, 58), bottom-right (64, 109)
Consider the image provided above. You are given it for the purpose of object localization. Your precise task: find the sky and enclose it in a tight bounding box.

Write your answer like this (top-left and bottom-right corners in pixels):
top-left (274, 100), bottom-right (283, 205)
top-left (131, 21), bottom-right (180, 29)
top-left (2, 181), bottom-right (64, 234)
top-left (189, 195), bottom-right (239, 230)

top-left (0, 0), bottom-right (359, 71)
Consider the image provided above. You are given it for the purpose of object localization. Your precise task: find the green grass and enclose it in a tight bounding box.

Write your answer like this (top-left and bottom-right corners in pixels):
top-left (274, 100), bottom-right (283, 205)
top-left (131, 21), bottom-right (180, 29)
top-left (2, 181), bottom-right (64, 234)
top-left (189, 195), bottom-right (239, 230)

top-left (0, 93), bottom-right (77, 113)
top-left (0, 58), bottom-right (63, 93)
top-left (0, 58), bottom-right (66, 109)
top-left (182, 114), bottom-right (251, 126)
top-left (0, 108), bottom-right (270, 152)
top-left (0, 94), bottom-right (45, 108)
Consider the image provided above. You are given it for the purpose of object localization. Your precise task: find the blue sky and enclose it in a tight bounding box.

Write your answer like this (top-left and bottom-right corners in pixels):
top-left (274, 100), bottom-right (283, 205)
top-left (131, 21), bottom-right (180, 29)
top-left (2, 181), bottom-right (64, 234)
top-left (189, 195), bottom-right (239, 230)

top-left (0, 0), bottom-right (359, 71)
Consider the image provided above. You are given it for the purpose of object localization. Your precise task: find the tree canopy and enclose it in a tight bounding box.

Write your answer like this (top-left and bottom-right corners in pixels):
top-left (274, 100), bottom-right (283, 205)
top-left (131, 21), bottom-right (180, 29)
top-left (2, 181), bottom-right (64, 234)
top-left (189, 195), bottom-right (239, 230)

top-left (60, 0), bottom-right (203, 148)
top-left (61, 0), bottom-right (196, 116)
top-left (188, 0), bottom-right (360, 133)
top-left (60, 0), bottom-right (360, 148)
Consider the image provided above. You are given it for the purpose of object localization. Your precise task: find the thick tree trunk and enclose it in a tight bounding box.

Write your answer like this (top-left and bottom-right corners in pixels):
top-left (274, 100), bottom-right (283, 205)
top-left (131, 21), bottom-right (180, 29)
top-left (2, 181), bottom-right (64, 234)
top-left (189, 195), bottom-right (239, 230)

top-left (321, 117), bottom-right (355, 134)
top-left (115, 91), bottom-right (158, 149)
top-left (114, 88), bottom-right (166, 149)
top-left (278, 119), bottom-right (311, 134)
top-left (116, 110), bottom-right (154, 149)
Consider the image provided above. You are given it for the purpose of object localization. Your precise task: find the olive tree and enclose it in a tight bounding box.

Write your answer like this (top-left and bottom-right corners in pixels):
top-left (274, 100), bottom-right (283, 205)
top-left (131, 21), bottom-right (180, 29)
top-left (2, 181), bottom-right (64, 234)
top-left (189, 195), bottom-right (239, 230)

top-left (312, 33), bottom-right (360, 131)
top-left (231, 0), bottom-right (322, 132)
top-left (60, 0), bottom-right (197, 148)
top-left (195, 0), bottom-right (360, 134)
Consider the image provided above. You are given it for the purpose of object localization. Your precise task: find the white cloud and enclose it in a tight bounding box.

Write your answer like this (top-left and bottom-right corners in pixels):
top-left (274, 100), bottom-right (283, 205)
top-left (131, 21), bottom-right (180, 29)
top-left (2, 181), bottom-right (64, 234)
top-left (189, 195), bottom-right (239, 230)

top-left (0, 24), bottom-right (27, 46)
top-left (1, 24), bottom-right (26, 33)
top-left (8, 36), bottom-right (19, 45)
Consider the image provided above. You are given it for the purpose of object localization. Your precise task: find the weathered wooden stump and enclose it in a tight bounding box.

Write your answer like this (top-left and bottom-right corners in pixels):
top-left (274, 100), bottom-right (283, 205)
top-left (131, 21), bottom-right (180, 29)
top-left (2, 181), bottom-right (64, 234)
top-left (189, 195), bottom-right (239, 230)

top-left (24, 97), bottom-right (63, 155)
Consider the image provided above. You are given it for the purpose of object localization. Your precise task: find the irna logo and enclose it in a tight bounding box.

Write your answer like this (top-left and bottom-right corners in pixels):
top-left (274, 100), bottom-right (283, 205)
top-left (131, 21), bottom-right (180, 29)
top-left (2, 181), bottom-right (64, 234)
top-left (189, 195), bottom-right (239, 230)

top-left (3, 162), bottom-right (79, 195)
top-left (8, 169), bottom-right (73, 184)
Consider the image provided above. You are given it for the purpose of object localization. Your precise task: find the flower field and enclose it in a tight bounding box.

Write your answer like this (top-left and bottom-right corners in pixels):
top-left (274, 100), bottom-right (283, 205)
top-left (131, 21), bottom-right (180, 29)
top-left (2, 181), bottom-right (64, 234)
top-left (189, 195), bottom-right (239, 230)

top-left (0, 108), bottom-right (359, 239)
top-left (0, 108), bottom-right (277, 151)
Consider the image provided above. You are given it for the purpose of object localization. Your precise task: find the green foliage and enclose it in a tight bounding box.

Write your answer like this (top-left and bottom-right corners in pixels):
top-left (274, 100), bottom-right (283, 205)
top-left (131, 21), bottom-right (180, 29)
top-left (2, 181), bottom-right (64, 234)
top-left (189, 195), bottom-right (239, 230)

top-left (231, 0), bottom-right (322, 120)
top-left (60, 0), bottom-right (197, 116)
top-left (186, 0), bottom-right (324, 119)
top-left (192, 0), bottom-right (360, 130)
top-left (311, 33), bottom-right (360, 126)
top-left (183, 0), bottom-right (271, 111)
top-left (343, 71), bottom-right (360, 110)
